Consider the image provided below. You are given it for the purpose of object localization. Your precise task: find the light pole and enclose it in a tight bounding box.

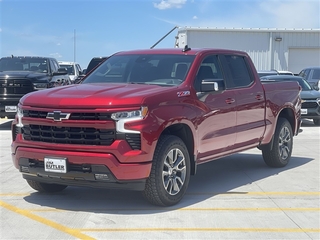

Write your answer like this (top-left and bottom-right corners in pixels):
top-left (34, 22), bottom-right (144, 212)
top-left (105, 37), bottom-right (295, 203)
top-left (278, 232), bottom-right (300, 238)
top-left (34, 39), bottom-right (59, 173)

top-left (74, 29), bottom-right (76, 62)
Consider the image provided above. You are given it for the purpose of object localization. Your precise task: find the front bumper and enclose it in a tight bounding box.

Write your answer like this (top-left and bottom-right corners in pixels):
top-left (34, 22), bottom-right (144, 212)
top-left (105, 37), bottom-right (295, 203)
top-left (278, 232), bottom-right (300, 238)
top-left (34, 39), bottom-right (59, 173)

top-left (0, 98), bottom-right (20, 118)
top-left (12, 147), bottom-right (152, 191)
top-left (300, 108), bottom-right (320, 119)
top-left (301, 101), bottom-right (320, 120)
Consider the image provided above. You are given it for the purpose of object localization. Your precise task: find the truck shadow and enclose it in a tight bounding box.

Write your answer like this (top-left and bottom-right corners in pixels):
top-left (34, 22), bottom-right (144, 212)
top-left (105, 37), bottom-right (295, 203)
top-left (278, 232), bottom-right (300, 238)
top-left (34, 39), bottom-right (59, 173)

top-left (23, 152), bottom-right (313, 214)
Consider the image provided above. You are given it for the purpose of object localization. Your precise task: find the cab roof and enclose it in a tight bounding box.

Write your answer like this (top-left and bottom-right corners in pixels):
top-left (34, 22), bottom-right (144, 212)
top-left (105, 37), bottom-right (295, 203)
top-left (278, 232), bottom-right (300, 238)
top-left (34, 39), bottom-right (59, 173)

top-left (114, 47), bottom-right (247, 56)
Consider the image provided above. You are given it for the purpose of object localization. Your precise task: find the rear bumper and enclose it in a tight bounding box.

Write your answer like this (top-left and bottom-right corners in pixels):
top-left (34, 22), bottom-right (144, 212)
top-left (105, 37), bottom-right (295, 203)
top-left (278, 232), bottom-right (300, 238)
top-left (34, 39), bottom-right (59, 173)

top-left (12, 147), bottom-right (152, 191)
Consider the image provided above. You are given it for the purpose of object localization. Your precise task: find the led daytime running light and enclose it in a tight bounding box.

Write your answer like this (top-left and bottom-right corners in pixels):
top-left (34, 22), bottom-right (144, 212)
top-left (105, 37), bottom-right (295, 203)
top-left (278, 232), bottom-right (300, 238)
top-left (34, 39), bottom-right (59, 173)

top-left (16, 107), bottom-right (24, 127)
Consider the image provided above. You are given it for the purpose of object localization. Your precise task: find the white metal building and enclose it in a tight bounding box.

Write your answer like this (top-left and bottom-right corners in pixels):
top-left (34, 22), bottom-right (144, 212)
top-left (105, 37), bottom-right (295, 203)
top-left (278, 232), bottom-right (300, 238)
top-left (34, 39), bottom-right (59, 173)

top-left (175, 27), bottom-right (320, 74)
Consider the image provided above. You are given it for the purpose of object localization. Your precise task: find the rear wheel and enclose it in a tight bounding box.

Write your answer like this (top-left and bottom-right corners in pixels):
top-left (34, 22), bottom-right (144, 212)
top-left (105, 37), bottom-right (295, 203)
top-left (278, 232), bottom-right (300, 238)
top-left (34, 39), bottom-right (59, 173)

top-left (143, 135), bottom-right (190, 206)
top-left (313, 119), bottom-right (320, 126)
top-left (26, 179), bottom-right (67, 193)
top-left (262, 118), bottom-right (293, 167)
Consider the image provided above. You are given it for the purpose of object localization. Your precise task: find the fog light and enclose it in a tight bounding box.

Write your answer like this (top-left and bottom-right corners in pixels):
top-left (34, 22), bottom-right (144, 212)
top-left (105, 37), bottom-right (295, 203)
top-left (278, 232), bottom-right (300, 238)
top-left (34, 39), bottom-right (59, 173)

top-left (94, 174), bottom-right (109, 181)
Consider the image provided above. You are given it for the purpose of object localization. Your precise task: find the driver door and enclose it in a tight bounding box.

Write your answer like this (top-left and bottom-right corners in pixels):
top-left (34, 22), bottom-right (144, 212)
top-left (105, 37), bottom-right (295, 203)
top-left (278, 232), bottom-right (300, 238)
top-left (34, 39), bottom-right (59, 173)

top-left (195, 55), bottom-right (237, 163)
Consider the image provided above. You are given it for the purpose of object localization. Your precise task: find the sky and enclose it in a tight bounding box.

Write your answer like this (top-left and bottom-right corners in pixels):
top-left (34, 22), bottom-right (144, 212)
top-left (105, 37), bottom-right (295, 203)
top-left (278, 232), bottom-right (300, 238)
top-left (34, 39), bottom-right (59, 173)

top-left (0, 0), bottom-right (319, 69)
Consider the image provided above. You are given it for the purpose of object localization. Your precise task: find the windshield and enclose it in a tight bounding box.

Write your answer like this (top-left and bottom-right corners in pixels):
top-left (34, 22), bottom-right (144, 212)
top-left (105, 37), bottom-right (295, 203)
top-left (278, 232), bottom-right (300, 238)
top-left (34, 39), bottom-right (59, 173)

top-left (60, 64), bottom-right (75, 75)
top-left (297, 78), bottom-right (313, 91)
top-left (0, 57), bottom-right (49, 72)
top-left (82, 54), bottom-right (195, 86)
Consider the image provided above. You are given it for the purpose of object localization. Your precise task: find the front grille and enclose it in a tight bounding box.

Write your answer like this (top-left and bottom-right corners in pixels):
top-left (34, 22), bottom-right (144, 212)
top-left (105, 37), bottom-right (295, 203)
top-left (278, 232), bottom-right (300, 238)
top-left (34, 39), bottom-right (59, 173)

top-left (0, 79), bottom-right (34, 95)
top-left (70, 112), bottom-right (112, 120)
top-left (24, 110), bottom-right (112, 120)
top-left (302, 102), bottom-right (318, 108)
top-left (22, 125), bottom-right (115, 145)
top-left (24, 110), bottom-right (47, 118)
top-left (20, 110), bottom-right (141, 149)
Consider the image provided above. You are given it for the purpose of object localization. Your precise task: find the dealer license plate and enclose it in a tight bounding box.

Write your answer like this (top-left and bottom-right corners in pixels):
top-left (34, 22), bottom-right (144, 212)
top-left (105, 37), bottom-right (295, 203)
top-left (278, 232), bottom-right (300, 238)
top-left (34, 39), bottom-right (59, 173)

top-left (5, 106), bottom-right (17, 112)
top-left (44, 157), bottom-right (67, 173)
top-left (301, 109), bottom-right (308, 115)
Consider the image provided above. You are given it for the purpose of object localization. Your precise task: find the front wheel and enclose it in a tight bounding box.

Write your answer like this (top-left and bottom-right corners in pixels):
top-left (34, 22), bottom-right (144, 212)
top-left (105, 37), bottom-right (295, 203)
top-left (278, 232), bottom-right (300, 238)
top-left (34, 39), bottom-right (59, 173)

top-left (262, 118), bottom-right (293, 167)
top-left (26, 179), bottom-right (68, 193)
top-left (313, 119), bottom-right (320, 126)
top-left (143, 135), bottom-right (190, 206)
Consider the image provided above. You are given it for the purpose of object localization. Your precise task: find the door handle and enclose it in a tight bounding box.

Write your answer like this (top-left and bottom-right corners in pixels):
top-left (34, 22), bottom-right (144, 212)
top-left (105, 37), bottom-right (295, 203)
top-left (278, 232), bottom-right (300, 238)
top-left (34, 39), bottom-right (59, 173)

top-left (225, 98), bottom-right (235, 104)
top-left (256, 95), bottom-right (264, 100)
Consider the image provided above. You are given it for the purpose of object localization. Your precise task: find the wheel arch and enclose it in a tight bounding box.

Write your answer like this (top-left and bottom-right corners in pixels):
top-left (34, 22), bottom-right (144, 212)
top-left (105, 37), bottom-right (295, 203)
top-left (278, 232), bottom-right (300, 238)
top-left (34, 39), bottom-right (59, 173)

top-left (278, 107), bottom-right (296, 134)
top-left (260, 107), bottom-right (296, 151)
top-left (160, 123), bottom-right (196, 175)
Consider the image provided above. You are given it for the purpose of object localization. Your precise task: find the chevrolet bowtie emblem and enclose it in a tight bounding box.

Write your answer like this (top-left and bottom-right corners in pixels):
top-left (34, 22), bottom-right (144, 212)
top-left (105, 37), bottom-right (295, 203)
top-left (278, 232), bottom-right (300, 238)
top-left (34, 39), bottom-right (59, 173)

top-left (46, 111), bottom-right (70, 121)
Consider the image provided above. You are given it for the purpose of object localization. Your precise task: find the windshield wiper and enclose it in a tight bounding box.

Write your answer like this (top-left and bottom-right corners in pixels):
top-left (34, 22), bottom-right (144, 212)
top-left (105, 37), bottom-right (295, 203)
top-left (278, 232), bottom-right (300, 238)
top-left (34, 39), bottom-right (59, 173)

top-left (129, 82), bottom-right (147, 84)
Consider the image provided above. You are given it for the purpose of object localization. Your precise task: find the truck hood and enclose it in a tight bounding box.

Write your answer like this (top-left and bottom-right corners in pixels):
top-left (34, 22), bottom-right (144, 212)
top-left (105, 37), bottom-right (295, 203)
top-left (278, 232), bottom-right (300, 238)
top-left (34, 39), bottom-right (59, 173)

top-left (0, 70), bottom-right (47, 79)
top-left (301, 90), bottom-right (320, 99)
top-left (20, 83), bottom-right (172, 108)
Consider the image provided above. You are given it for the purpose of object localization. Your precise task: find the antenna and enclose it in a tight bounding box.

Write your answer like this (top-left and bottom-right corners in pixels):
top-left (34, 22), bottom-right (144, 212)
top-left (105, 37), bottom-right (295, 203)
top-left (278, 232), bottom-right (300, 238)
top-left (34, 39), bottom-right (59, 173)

top-left (182, 45), bottom-right (191, 52)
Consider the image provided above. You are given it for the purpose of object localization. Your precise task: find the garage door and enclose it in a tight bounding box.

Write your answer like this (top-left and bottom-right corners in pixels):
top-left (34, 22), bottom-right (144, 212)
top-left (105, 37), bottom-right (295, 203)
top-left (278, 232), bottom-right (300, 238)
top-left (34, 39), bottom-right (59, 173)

top-left (288, 48), bottom-right (320, 74)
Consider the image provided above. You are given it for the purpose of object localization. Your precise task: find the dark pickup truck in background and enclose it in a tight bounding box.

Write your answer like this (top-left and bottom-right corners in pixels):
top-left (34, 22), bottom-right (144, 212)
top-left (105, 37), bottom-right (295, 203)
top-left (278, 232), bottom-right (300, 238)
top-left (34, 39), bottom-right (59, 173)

top-left (74, 56), bottom-right (108, 83)
top-left (0, 56), bottom-right (72, 118)
top-left (11, 47), bottom-right (301, 206)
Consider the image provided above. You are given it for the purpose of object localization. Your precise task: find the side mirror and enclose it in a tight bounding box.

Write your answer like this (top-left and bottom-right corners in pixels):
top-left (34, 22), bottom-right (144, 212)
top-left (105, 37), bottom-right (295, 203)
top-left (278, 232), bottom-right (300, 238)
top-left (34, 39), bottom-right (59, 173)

top-left (201, 79), bottom-right (225, 92)
top-left (53, 67), bottom-right (68, 76)
top-left (313, 85), bottom-right (319, 91)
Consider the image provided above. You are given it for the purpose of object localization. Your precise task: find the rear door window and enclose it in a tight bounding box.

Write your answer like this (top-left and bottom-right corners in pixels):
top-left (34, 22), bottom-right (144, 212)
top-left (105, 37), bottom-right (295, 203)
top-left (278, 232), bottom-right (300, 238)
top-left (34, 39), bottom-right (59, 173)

top-left (224, 55), bottom-right (253, 88)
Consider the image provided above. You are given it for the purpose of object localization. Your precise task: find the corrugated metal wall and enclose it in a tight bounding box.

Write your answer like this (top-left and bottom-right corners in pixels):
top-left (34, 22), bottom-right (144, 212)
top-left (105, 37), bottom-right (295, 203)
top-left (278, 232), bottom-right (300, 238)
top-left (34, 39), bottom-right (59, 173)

top-left (176, 28), bottom-right (320, 74)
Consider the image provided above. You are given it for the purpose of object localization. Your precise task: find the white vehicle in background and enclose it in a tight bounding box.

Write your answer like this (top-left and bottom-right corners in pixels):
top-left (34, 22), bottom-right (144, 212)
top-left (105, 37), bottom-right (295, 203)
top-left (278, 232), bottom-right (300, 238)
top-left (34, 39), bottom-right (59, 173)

top-left (58, 61), bottom-right (83, 82)
top-left (278, 70), bottom-right (294, 76)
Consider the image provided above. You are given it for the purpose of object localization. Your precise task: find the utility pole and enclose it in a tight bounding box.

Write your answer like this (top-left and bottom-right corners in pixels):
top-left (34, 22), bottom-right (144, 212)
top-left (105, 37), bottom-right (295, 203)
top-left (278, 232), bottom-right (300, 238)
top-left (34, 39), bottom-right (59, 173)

top-left (150, 26), bottom-right (178, 49)
top-left (74, 29), bottom-right (76, 62)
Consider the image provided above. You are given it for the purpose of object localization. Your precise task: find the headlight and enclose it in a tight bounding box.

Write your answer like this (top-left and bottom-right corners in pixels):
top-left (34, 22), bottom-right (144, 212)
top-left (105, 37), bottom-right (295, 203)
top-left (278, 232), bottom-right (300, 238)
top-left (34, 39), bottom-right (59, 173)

top-left (111, 106), bottom-right (148, 133)
top-left (33, 82), bottom-right (48, 90)
top-left (111, 107), bottom-right (148, 120)
top-left (16, 106), bottom-right (24, 127)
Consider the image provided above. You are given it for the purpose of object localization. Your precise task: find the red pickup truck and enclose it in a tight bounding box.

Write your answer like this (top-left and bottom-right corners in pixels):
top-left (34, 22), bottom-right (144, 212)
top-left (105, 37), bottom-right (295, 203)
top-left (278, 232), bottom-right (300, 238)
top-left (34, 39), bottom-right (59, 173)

top-left (11, 47), bottom-right (301, 206)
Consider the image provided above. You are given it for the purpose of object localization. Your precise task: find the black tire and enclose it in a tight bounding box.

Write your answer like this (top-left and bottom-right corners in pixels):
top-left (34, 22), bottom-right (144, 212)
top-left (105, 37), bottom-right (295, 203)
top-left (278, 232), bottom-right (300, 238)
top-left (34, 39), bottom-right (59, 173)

top-left (143, 135), bottom-right (190, 206)
top-left (26, 179), bottom-right (67, 193)
top-left (313, 119), bottom-right (320, 126)
top-left (262, 118), bottom-right (293, 168)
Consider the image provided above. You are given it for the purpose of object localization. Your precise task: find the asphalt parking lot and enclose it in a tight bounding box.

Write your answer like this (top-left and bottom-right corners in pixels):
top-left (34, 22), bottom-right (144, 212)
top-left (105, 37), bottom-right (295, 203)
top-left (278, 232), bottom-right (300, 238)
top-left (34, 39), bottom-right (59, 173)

top-left (0, 118), bottom-right (319, 240)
